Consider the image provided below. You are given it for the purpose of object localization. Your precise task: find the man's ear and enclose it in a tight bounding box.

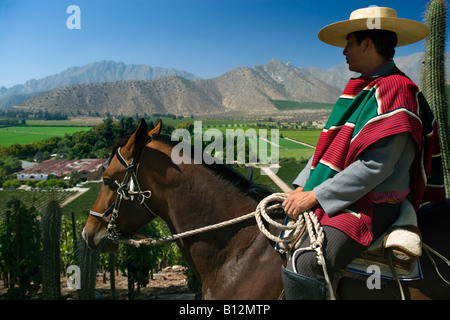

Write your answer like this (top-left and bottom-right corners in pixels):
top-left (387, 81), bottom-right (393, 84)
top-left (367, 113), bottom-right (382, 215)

top-left (363, 37), bottom-right (374, 52)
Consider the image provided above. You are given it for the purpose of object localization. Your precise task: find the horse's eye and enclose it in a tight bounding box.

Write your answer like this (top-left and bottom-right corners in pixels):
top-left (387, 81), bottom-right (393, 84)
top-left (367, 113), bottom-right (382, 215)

top-left (103, 178), bottom-right (114, 186)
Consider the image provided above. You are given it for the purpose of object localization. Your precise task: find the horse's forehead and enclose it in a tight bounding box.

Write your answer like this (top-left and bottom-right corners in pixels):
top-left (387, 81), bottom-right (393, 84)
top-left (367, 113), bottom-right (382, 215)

top-left (104, 157), bottom-right (126, 177)
top-left (106, 140), bottom-right (172, 176)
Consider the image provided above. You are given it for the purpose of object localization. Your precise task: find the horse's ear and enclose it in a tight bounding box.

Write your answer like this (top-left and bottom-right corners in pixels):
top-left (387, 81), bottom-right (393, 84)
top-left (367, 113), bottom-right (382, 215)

top-left (123, 119), bottom-right (148, 156)
top-left (136, 118), bottom-right (148, 139)
top-left (148, 119), bottom-right (163, 136)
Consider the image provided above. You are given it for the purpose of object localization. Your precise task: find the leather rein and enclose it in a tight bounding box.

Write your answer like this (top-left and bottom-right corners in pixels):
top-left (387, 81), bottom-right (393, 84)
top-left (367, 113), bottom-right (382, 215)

top-left (89, 136), bottom-right (158, 243)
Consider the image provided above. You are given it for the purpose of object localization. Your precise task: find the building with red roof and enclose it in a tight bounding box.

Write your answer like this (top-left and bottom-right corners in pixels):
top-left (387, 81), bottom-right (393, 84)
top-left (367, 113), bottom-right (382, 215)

top-left (17, 158), bottom-right (107, 181)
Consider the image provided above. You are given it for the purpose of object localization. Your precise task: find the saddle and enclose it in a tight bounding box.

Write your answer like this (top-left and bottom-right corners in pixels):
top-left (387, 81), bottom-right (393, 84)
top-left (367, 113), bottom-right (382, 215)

top-left (345, 199), bottom-right (422, 280)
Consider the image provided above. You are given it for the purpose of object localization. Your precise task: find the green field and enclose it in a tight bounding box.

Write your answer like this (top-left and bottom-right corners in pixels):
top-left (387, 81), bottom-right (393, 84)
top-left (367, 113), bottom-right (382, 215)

top-left (61, 182), bottom-right (102, 218)
top-left (271, 100), bottom-right (333, 111)
top-left (0, 125), bottom-right (92, 146)
top-left (197, 123), bottom-right (319, 164)
top-left (282, 130), bottom-right (320, 146)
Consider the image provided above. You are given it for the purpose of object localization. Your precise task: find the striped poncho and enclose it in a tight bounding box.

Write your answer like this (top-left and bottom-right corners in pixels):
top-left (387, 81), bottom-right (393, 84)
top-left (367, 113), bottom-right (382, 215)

top-left (303, 67), bottom-right (445, 246)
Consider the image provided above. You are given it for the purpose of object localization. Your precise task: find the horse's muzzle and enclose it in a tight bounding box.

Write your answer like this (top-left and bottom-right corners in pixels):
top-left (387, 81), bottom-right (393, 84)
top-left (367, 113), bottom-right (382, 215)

top-left (82, 226), bottom-right (119, 253)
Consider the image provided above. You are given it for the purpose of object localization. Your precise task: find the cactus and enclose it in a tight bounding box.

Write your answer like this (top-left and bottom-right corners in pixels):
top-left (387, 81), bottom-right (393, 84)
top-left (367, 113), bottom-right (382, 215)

top-left (40, 200), bottom-right (62, 300)
top-left (76, 236), bottom-right (99, 300)
top-left (422, 0), bottom-right (450, 197)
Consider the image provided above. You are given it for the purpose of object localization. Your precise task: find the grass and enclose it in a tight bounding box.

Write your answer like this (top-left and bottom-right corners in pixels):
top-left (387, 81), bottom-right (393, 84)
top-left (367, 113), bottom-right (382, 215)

top-left (0, 130), bottom-right (59, 146)
top-left (233, 164), bottom-right (281, 193)
top-left (276, 159), bottom-right (309, 187)
top-left (61, 182), bottom-right (102, 219)
top-left (278, 147), bottom-right (315, 160)
top-left (26, 120), bottom-right (90, 126)
top-left (271, 100), bottom-right (333, 111)
top-left (199, 130), bottom-right (316, 166)
top-left (281, 130), bottom-right (321, 146)
top-left (0, 126), bottom-right (92, 146)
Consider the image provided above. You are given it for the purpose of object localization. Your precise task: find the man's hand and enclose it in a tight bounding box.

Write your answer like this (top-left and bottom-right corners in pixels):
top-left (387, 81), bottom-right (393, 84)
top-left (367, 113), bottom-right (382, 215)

top-left (282, 187), bottom-right (319, 220)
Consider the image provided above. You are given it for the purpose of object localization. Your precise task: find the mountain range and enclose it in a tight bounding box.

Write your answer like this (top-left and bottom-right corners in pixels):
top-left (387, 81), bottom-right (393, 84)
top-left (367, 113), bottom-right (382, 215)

top-left (0, 61), bottom-right (199, 99)
top-left (2, 53), bottom-right (448, 117)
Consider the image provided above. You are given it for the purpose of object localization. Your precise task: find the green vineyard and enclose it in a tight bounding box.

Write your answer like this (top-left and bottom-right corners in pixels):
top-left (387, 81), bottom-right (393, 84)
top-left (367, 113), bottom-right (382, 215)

top-left (0, 189), bottom-right (78, 214)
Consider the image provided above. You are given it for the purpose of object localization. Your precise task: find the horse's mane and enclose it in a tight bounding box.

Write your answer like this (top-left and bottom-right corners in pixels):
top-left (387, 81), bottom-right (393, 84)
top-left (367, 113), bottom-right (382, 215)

top-left (109, 136), bottom-right (130, 163)
top-left (151, 134), bottom-right (273, 202)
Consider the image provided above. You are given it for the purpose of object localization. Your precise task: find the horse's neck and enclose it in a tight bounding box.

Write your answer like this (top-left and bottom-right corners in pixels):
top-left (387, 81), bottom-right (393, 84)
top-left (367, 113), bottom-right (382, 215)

top-left (166, 164), bottom-right (257, 231)
top-left (164, 164), bottom-right (279, 298)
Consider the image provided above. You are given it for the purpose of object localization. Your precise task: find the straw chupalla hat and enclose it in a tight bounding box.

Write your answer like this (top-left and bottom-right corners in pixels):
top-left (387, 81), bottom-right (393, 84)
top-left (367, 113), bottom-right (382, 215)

top-left (318, 6), bottom-right (430, 47)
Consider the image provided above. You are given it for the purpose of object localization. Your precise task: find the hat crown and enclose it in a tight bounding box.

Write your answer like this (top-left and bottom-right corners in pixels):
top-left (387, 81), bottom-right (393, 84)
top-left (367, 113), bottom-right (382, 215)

top-left (349, 7), bottom-right (397, 20)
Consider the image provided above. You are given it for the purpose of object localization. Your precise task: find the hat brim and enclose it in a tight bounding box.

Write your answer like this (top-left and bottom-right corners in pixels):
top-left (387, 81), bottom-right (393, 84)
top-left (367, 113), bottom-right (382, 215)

top-left (318, 17), bottom-right (430, 47)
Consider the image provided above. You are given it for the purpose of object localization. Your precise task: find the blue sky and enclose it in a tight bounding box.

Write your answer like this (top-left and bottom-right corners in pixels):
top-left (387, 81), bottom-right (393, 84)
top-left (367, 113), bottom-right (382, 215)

top-left (0, 0), bottom-right (445, 88)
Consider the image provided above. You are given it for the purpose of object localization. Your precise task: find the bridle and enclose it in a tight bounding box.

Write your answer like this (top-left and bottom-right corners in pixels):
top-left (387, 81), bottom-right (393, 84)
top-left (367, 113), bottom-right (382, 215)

top-left (89, 136), bottom-right (158, 243)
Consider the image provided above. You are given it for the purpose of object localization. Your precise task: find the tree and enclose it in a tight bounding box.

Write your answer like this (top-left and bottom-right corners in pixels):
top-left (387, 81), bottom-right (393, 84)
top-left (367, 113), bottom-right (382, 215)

top-left (3, 179), bottom-right (21, 189)
top-left (0, 156), bottom-right (22, 175)
top-left (177, 122), bottom-right (195, 135)
top-left (71, 143), bottom-right (92, 159)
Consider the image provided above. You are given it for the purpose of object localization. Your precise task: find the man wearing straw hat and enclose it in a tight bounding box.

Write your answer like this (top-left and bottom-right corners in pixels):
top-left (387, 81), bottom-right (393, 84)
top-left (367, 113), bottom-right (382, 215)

top-left (281, 6), bottom-right (444, 299)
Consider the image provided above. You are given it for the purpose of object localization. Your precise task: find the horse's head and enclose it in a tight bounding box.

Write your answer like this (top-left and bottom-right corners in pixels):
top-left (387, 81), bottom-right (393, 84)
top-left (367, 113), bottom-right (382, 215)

top-left (82, 119), bottom-right (163, 252)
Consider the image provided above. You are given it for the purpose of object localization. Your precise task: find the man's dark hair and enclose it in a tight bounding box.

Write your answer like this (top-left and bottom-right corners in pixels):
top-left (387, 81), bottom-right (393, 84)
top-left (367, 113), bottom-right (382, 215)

top-left (353, 30), bottom-right (398, 60)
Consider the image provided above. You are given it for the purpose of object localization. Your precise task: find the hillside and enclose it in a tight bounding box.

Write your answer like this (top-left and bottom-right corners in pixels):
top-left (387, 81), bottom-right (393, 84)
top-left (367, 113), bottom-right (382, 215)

top-left (13, 77), bottom-right (224, 117)
top-left (5, 53), bottom-right (449, 118)
top-left (12, 59), bottom-right (341, 117)
top-left (0, 61), bottom-right (200, 109)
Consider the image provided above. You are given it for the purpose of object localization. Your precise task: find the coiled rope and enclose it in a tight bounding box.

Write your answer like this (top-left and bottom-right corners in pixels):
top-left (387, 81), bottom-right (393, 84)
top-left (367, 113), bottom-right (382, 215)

top-left (290, 210), bottom-right (336, 300)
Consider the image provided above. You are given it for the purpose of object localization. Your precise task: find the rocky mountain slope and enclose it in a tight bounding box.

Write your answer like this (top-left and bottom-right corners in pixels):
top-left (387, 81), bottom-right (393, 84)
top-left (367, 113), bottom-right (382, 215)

top-left (0, 61), bottom-right (199, 108)
top-left (4, 52), bottom-right (448, 117)
top-left (12, 59), bottom-right (341, 116)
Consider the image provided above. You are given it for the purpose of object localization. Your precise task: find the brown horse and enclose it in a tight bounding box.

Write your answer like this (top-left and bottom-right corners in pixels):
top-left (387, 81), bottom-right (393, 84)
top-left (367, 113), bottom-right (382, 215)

top-left (83, 119), bottom-right (450, 299)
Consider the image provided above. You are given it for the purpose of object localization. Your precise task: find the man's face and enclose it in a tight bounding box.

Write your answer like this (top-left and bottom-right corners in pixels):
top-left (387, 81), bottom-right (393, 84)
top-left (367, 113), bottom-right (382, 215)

top-left (343, 33), bottom-right (366, 73)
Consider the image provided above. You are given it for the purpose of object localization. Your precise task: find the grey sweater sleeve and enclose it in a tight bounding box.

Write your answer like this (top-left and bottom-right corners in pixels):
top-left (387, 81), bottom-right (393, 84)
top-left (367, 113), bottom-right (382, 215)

top-left (313, 133), bottom-right (416, 216)
top-left (292, 156), bottom-right (313, 188)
